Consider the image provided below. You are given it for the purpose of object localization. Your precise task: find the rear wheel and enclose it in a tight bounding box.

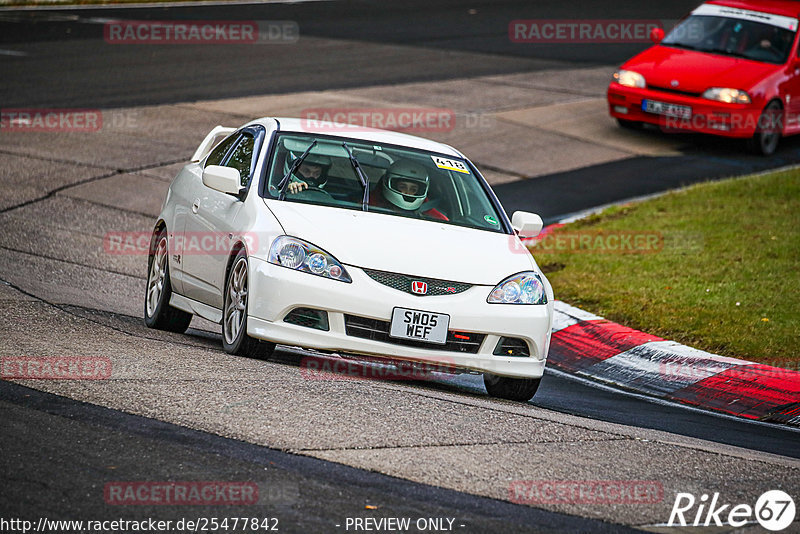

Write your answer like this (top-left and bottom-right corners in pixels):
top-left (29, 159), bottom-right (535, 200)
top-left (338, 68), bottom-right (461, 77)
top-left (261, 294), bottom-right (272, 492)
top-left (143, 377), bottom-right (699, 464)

top-left (222, 249), bottom-right (275, 358)
top-left (484, 373), bottom-right (541, 402)
top-left (144, 229), bottom-right (192, 333)
top-left (747, 100), bottom-right (782, 156)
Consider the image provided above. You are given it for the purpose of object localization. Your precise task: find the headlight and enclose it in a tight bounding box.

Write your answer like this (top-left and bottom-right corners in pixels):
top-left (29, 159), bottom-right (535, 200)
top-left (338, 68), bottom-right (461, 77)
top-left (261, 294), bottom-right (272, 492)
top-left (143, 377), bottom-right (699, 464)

top-left (487, 272), bottom-right (547, 305)
top-left (268, 236), bottom-right (351, 283)
top-left (702, 88), bottom-right (751, 104)
top-left (612, 69), bottom-right (646, 88)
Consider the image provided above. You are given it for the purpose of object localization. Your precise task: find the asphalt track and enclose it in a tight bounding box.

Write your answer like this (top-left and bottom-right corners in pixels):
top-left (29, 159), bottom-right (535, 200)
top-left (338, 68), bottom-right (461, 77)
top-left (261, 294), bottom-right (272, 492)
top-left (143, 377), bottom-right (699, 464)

top-left (0, 380), bottom-right (637, 534)
top-left (0, 0), bottom-right (701, 107)
top-left (2, 0), bottom-right (799, 531)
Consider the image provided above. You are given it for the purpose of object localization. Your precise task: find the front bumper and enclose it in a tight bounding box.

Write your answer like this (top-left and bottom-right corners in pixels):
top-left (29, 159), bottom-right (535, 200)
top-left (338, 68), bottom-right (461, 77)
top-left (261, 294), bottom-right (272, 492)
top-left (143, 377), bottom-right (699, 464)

top-left (608, 82), bottom-right (763, 138)
top-left (246, 257), bottom-right (552, 379)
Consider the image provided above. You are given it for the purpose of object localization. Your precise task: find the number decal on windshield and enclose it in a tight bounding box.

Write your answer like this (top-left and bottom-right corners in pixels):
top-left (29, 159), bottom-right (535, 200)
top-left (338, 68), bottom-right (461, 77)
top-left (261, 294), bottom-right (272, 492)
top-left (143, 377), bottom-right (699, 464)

top-left (431, 155), bottom-right (469, 174)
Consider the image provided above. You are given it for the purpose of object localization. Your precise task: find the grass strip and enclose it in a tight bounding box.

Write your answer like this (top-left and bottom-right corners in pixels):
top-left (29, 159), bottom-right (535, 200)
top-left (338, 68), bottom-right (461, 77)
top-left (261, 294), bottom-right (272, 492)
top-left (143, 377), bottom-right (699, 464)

top-left (533, 168), bottom-right (800, 368)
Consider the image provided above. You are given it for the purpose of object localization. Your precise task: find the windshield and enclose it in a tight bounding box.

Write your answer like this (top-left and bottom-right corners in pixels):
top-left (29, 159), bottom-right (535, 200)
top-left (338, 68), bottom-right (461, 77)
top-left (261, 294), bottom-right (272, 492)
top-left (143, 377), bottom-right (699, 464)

top-left (662, 12), bottom-right (797, 64)
top-left (263, 133), bottom-right (507, 233)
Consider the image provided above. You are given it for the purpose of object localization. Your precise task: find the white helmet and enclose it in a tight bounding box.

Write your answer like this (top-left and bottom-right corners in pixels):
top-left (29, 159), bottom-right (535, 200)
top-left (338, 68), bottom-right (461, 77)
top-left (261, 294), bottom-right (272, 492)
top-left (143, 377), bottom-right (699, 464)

top-left (284, 151), bottom-right (332, 188)
top-left (382, 160), bottom-right (429, 211)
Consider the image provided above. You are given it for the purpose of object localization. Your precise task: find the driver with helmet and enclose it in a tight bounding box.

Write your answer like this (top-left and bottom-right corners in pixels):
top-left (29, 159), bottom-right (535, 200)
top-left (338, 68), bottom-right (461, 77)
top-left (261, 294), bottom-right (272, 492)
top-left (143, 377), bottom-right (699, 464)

top-left (371, 159), bottom-right (448, 221)
top-left (285, 151), bottom-right (332, 194)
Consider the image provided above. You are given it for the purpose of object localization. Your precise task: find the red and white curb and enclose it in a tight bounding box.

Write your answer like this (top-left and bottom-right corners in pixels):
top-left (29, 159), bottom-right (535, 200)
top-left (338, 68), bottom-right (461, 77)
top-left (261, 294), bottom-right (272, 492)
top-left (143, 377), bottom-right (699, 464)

top-left (549, 301), bottom-right (800, 427)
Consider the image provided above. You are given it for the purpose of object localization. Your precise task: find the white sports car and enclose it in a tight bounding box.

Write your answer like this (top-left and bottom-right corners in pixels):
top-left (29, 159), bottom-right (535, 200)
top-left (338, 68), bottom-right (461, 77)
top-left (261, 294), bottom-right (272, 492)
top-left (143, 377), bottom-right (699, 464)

top-left (145, 118), bottom-right (553, 401)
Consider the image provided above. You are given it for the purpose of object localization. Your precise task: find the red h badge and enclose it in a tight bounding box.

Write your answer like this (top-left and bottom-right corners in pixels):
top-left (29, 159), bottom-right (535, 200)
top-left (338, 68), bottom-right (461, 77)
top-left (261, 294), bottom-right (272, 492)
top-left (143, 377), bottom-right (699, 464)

top-left (411, 281), bottom-right (428, 295)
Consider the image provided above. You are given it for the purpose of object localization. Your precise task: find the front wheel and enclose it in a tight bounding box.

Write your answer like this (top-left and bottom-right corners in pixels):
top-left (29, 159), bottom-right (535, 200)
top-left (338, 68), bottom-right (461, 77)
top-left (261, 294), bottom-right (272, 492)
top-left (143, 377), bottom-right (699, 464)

top-left (747, 101), bottom-right (782, 156)
top-left (484, 373), bottom-right (541, 402)
top-left (222, 249), bottom-right (275, 358)
top-left (144, 229), bottom-right (192, 333)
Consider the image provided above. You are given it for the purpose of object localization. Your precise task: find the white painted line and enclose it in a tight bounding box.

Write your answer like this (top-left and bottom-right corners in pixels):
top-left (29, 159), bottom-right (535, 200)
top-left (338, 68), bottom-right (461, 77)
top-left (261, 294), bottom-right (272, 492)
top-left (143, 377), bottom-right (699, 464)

top-left (551, 300), bottom-right (602, 332)
top-left (0, 48), bottom-right (27, 56)
top-left (553, 300), bottom-right (602, 322)
top-left (636, 339), bottom-right (755, 366)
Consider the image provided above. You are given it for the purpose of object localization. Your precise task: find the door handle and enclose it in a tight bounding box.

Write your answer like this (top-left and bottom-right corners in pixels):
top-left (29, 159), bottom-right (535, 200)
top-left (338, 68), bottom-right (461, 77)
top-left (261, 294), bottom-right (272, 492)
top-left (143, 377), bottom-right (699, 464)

top-left (192, 199), bottom-right (200, 214)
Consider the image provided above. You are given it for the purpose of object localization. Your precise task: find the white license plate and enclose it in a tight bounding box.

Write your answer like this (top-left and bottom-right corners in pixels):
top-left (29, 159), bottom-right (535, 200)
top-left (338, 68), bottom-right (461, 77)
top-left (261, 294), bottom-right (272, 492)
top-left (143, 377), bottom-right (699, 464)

top-left (389, 307), bottom-right (450, 345)
top-left (643, 99), bottom-right (691, 119)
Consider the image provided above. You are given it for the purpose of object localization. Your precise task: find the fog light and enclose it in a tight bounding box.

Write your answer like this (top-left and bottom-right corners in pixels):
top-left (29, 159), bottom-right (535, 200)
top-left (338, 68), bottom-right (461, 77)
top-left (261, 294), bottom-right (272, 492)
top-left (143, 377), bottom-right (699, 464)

top-left (283, 308), bottom-right (330, 331)
top-left (493, 337), bottom-right (530, 357)
top-left (614, 105), bottom-right (629, 114)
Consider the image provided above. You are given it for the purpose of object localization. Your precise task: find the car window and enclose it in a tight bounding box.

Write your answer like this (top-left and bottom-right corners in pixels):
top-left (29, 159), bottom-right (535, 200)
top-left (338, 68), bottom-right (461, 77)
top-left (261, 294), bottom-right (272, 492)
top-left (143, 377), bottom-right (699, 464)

top-left (662, 10), bottom-right (797, 64)
top-left (205, 133), bottom-right (240, 167)
top-left (263, 133), bottom-right (506, 233)
top-left (225, 133), bottom-right (255, 187)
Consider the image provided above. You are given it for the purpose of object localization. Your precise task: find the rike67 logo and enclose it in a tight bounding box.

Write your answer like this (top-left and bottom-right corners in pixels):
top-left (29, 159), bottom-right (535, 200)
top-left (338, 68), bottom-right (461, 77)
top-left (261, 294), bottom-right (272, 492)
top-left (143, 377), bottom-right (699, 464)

top-left (668, 490), bottom-right (795, 531)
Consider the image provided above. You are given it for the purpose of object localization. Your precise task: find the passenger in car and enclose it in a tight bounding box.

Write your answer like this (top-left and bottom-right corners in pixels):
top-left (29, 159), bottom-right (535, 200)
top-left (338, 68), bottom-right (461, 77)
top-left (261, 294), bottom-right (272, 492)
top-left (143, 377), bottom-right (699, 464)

top-left (370, 159), bottom-right (448, 221)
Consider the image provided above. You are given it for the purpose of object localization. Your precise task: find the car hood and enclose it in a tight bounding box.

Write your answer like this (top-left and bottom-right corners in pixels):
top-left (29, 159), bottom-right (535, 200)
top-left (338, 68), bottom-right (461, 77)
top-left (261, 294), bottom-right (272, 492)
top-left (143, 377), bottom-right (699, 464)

top-left (622, 45), bottom-right (779, 93)
top-left (264, 200), bottom-right (534, 285)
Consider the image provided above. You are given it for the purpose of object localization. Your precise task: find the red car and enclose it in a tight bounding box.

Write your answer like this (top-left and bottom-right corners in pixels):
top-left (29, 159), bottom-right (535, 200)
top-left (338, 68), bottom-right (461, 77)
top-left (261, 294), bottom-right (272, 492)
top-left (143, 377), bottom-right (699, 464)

top-left (608, 0), bottom-right (800, 155)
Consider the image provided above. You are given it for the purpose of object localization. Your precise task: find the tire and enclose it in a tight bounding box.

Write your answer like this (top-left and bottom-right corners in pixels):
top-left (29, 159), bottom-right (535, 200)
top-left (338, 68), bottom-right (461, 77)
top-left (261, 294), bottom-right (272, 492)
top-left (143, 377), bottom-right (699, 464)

top-left (144, 229), bottom-right (192, 333)
top-left (222, 248), bottom-right (276, 358)
top-left (484, 373), bottom-right (541, 402)
top-left (747, 100), bottom-right (782, 156)
top-left (616, 118), bottom-right (642, 130)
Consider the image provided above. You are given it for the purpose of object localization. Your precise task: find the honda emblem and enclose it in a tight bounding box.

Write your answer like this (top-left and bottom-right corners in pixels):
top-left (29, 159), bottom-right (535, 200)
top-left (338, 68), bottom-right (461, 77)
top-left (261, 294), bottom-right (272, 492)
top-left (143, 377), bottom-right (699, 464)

top-left (411, 281), bottom-right (428, 295)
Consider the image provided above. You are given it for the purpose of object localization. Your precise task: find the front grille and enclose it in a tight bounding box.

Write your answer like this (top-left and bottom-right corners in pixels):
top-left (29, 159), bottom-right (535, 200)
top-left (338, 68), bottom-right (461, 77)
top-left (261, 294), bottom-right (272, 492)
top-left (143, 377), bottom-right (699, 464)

top-left (344, 314), bottom-right (484, 353)
top-left (647, 85), bottom-right (701, 98)
top-left (283, 308), bottom-right (329, 331)
top-left (362, 268), bottom-right (472, 296)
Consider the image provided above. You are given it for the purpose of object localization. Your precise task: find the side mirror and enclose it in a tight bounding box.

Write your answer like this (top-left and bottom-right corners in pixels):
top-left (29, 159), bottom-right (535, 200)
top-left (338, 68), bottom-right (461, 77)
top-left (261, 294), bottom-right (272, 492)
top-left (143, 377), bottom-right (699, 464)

top-left (650, 27), bottom-right (665, 44)
top-left (202, 165), bottom-right (243, 195)
top-left (511, 211), bottom-right (543, 238)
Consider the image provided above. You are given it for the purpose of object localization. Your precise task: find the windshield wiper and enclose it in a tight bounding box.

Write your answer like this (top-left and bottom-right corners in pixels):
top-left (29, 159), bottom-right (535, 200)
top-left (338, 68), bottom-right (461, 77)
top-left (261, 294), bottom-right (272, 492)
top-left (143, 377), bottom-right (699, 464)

top-left (341, 142), bottom-right (370, 211)
top-left (277, 140), bottom-right (318, 200)
top-left (707, 47), bottom-right (750, 59)
top-left (663, 42), bottom-right (700, 51)
top-left (665, 42), bottom-right (752, 60)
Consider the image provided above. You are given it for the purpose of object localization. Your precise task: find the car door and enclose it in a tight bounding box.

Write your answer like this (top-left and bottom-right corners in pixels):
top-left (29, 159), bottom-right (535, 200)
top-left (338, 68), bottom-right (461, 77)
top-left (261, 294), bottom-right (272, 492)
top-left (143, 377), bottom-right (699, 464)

top-left (180, 127), bottom-right (263, 309)
top-left (170, 132), bottom-right (241, 295)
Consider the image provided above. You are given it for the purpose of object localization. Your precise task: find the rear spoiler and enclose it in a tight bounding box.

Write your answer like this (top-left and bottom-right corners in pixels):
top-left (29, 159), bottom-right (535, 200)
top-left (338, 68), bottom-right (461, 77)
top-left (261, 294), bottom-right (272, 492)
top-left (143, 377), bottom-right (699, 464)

top-left (191, 125), bottom-right (237, 162)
